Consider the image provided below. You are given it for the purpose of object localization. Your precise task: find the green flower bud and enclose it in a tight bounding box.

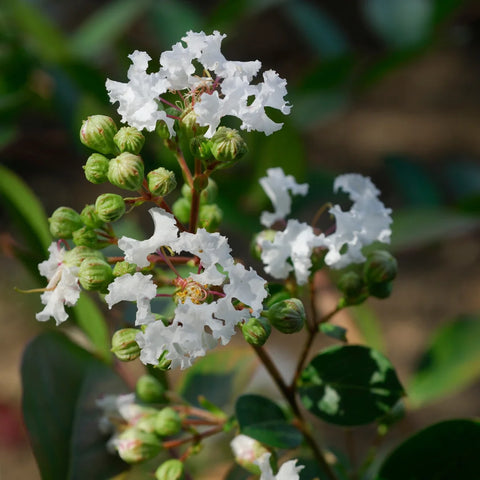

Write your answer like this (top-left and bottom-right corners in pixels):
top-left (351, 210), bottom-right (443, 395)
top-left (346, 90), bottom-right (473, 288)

top-left (136, 374), bottom-right (166, 403)
top-left (337, 271), bottom-right (368, 306)
top-left (95, 193), bottom-right (125, 223)
top-left (80, 204), bottom-right (104, 229)
top-left (155, 350), bottom-right (172, 371)
top-left (242, 317), bottom-right (271, 346)
top-left (63, 246), bottom-right (104, 267)
top-left (267, 298), bottom-right (305, 334)
top-left (80, 115), bottom-right (118, 155)
top-left (147, 167), bottom-right (177, 197)
top-left (83, 153), bottom-right (110, 184)
top-left (116, 427), bottom-right (162, 464)
top-left (180, 178), bottom-right (218, 204)
top-left (72, 226), bottom-right (106, 249)
top-left (154, 407), bottom-right (182, 437)
top-left (111, 328), bottom-right (141, 362)
top-left (198, 204), bottom-right (222, 232)
top-left (156, 120), bottom-right (171, 139)
top-left (155, 459), bottom-right (185, 480)
top-left (210, 127), bottom-right (248, 165)
top-left (113, 261), bottom-right (137, 277)
top-left (114, 126), bottom-right (145, 154)
top-left (78, 257), bottom-right (113, 291)
top-left (250, 229), bottom-right (276, 261)
top-left (369, 280), bottom-right (394, 299)
top-left (363, 250), bottom-right (398, 286)
top-left (49, 207), bottom-right (83, 239)
top-left (179, 107), bottom-right (208, 137)
top-left (108, 152), bottom-right (144, 191)
top-left (190, 135), bottom-right (213, 161)
top-left (172, 197), bottom-right (190, 224)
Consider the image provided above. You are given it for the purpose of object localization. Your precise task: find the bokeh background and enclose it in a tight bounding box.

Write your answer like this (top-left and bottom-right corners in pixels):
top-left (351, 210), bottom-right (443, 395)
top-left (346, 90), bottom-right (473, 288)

top-left (1, 0), bottom-right (480, 478)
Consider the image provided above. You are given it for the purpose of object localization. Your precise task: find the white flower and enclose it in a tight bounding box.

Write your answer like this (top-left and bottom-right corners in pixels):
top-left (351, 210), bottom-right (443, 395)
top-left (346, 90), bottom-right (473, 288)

top-left (259, 167), bottom-right (309, 227)
top-left (105, 272), bottom-right (157, 325)
top-left (36, 242), bottom-right (81, 326)
top-left (255, 452), bottom-right (304, 480)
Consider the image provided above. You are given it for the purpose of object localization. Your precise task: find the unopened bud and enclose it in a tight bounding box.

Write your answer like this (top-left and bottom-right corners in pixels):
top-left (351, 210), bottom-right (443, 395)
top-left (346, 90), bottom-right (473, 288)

top-left (198, 204), bottom-right (222, 232)
top-left (80, 115), bottom-right (118, 155)
top-left (337, 271), bottom-right (368, 306)
top-left (108, 152), bottom-right (144, 191)
top-left (242, 317), bottom-right (271, 346)
top-left (363, 250), bottom-right (398, 286)
top-left (181, 178), bottom-right (218, 204)
top-left (80, 204), bottom-right (104, 229)
top-left (49, 207), bottom-right (83, 239)
top-left (113, 261), bottom-right (137, 277)
top-left (369, 280), bottom-right (394, 299)
top-left (172, 197), bottom-right (190, 224)
top-left (190, 136), bottom-right (213, 161)
top-left (63, 246), bottom-right (104, 267)
top-left (147, 168), bottom-right (177, 197)
top-left (114, 127), bottom-right (145, 154)
top-left (210, 127), bottom-right (247, 165)
top-left (231, 434), bottom-right (270, 475)
top-left (72, 226), bottom-right (107, 249)
top-left (111, 328), bottom-right (141, 361)
top-left (155, 459), bottom-right (185, 480)
top-left (78, 258), bottom-right (113, 291)
top-left (267, 298), bottom-right (305, 334)
top-left (136, 374), bottom-right (166, 403)
top-left (156, 120), bottom-right (171, 139)
top-left (179, 107), bottom-right (208, 137)
top-left (95, 193), bottom-right (125, 223)
top-left (154, 407), bottom-right (182, 437)
top-left (83, 153), bottom-right (110, 184)
top-left (116, 427), bottom-right (162, 464)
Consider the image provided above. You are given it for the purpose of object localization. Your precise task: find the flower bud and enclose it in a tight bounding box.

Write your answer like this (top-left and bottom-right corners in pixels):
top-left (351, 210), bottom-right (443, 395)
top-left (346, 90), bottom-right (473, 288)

top-left (369, 280), bottom-right (394, 299)
top-left (111, 328), bottom-right (141, 361)
top-left (156, 120), bottom-right (171, 139)
top-left (155, 459), bottom-right (185, 480)
top-left (155, 351), bottom-right (172, 371)
top-left (250, 229), bottom-right (276, 261)
top-left (267, 298), bottom-right (305, 334)
top-left (210, 127), bottom-right (247, 165)
top-left (154, 407), bottom-right (182, 437)
top-left (114, 127), bottom-right (145, 154)
top-left (147, 168), bottom-right (177, 197)
top-left (72, 226), bottom-right (107, 249)
top-left (180, 178), bottom-right (218, 204)
top-left (190, 135), bottom-right (213, 161)
top-left (172, 197), bottom-right (190, 224)
top-left (63, 246), bottom-right (104, 267)
top-left (95, 193), bottom-right (125, 223)
top-left (108, 152), bottom-right (144, 191)
top-left (49, 207), bottom-right (83, 239)
top-left (363, 250), bottom-right (398, 286)
top-left (179, 107), bottom-right (208, 137)
top-left (337, 271), bottom-right (368, 306)
top-left (113, 261), bottom-right (137, 277)
top-left (116, 427), bottom-right (162, 464)
top-left (242, 317), bottom-right (271, 346)
top-left (80, 115), bottom-right (118, 155)
top-left (78, 257), bottom-right (113, 291)
top-left (83, 153), bottom-right (110, 184)
top-left (198, 204), bottom-right (222, 232)
top-left (136, 374), bottom-right (166, 403)
top-left (80, 204), bottom-right (104, 229)
top-left (231, 434), bottom-right (270, 475)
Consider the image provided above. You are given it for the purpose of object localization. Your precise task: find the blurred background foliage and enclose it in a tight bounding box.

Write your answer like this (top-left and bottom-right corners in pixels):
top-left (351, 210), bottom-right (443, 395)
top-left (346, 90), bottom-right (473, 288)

top-left (1, 0), bottom-right (480, 477)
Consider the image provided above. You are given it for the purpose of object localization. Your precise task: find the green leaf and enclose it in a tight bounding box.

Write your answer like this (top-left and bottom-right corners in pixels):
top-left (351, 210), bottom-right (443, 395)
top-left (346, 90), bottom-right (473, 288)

top-left (235, 394), bottom-right (303, 448)
top-left (0, 164), bottom-right (51, 254)
top-left (376, 419), bottom-right (480, 480)
top-left (319, 323), bottom-right (347, 342)
top-left (22, 331), bottom-right (128, 480)
top-left (177, 347), bottom-right (257, 408)
top-left (70, 0), bottom-right (151, 59)
top-left (350, 304), bottom-right (385, 353)
top-left (408, 315), bottom-right (480, 408)
top-left (298, 345), bottom-right (404, 426)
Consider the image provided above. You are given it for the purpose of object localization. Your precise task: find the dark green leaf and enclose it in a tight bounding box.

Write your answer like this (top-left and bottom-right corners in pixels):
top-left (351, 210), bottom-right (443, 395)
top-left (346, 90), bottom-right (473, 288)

top-left (235, 394), bottom-right (302, 448)
top-left (224, 463), bottom-right (251, 480)
top-left (319, 323), bottom-right (347, 342)
top-left (22, 331), bottom-right (127, 480)
top-left (177, 348), bottom-right (257, 408)
top-left (376, 419), bottom-right (480, 480)
top-left (408, 315), bottom-right (480, 408)
top-left (298, 345), bottom-right (404, 426)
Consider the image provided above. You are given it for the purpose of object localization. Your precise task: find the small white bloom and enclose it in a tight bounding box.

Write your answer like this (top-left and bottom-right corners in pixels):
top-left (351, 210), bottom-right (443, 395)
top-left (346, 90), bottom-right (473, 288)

top-left (260, 167), bottom-right (308, 227)
top-left (36, 242), bottom-right (81, 326)
top-left (105, 272), bottom-right (157, 325)
top-left (255, 452), bottom-right (304, 480)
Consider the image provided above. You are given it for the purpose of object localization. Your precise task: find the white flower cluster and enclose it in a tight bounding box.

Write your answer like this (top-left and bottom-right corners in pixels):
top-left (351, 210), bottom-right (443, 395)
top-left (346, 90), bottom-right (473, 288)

top-left (105, 207), bottom-right (267, 369)
top-left (106, 31), bottom-right (291, 138)
top-left (259, 168), bottom-right (392, 285)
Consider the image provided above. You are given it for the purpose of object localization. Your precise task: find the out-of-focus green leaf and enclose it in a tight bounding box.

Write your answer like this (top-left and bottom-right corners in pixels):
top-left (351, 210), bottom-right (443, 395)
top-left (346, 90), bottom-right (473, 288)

top-left (0, 125), bottom-right (17, 148)
top-left (376, 419), bottom-right (480, 480)
top-left (206, 0), bottom-right (250, 32)
top-left (362, 0), bottom-right (434, 49)
top-left (22, 331), bottom-right (127, 480)
top-left (432, 0), bottom-right (467, 25)
top-left (350, 305), bottom-right (385, 353)
top-left (442, 160), bottom-right (480, 204)
top-left (149, 0), bottom-right (203, 47)
top-left (319, 323), bottom-right (347, 342)
top-left (283, 0), bottom-right (350, 58)
top-left (177, 347), bottom-right (257, 408)
top-left (385, 155), bottom-right (443, 206)
top-left (408, 315), bottom-right (480, 408)
top-left (71, 294), bottom-right (112, 363)
top-left (298, 345), bottom-right (404, 426)
top-left (0, 164), bottom-right (51, 254)
top-left (70, 0), bottom-right (152, 59)
top-left (224, 464), bottom-right (251, 480)
top-left (391, 207), bottom-right (480, 251)
top-left (235, 394), bottom-right (303, 448)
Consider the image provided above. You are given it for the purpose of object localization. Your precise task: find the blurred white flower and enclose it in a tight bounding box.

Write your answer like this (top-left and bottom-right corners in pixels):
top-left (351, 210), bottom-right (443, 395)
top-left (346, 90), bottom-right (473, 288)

top-left (255, 452), bottom-right (304, 480)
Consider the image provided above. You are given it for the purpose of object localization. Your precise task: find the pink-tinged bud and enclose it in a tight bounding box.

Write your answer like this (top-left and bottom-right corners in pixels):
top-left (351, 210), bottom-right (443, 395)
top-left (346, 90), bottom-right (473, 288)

top-left (80, 115), bottom-right (118, 155)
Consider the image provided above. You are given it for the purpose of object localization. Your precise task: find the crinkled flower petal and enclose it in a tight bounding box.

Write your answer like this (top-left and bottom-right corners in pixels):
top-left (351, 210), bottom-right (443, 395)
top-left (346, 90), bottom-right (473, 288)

top-left (105, 272), bottom-right (157, 325)
top-left (255, 453), bottom-right (304, 480)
